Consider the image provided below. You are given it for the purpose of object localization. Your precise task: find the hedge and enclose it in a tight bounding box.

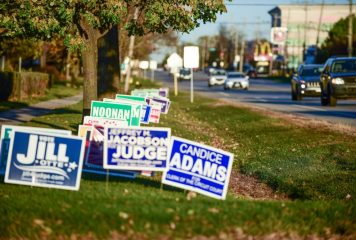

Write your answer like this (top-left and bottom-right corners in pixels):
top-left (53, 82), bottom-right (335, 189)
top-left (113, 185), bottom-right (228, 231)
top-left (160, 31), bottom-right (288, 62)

top-left (0, 71), bottom-right (50, 101)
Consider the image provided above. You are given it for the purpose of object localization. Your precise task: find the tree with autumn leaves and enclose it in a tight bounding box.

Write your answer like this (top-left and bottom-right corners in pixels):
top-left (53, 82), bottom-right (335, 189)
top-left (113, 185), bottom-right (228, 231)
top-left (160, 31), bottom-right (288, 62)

top-left (0, 0), bottom-right (226, 116)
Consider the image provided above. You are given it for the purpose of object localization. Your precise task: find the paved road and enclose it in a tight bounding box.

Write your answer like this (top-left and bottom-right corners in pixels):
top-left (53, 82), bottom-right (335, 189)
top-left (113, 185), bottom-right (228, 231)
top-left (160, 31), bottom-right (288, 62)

top-left (155, 70), bottom-right (356, 127)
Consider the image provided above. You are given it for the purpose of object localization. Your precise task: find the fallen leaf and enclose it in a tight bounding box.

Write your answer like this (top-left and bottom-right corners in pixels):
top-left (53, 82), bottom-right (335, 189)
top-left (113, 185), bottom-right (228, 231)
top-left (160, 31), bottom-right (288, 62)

top-left (118, 212), bottom-right (129, 219)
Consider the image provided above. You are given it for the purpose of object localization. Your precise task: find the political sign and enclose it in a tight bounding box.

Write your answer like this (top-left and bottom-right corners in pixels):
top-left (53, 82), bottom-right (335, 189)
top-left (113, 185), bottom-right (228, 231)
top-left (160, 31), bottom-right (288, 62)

top-left (141, 105), bottom-right (152, 124)
top-left (162, 137), bottom-right (234, 200)
top-left (0, 125), bottom-right (71, 175)
top-left (131, 89), bottom-right (160, 98)
top-left (130, 90), bottom-right (148, 98)
top-left (5, 130), bottom-right (85, 190)
top-left (91, 101), bottom-right (141, 126)
top-left (103, 98), bottom-right (150, 125)
top-left (104, 127), bottom-right (171, 171)
top-left (116, 94), bottom-right (146, 103)
top-left (159, 88), bottom-right (169, 98)
top-left (149, 105), bottom-right (161, 123)
top-left (78, 126), bottom-right (137, 179)
top-left (147, 96), bottom-right (171, 114)
top-left (83, 116), bottom-right (128, 127)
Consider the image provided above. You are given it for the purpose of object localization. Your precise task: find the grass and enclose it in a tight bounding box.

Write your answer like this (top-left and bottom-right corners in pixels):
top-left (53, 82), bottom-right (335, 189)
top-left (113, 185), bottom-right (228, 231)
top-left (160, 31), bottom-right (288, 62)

top-left (0, 78), bottom-right (355, 239)
top-left (0, 82), bottom-right (82, 112)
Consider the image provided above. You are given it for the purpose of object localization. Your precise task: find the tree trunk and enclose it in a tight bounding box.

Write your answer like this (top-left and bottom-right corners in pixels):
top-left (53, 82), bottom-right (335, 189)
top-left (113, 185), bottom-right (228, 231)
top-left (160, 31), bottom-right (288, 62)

top-left (82, 37), bottom-right (98, 117)
top-left (80, 16), bottom-right (102, 118)
top-left (97, 26), bottom-right (120, 96)
top-left (124, 7), bottom-right (139, 94)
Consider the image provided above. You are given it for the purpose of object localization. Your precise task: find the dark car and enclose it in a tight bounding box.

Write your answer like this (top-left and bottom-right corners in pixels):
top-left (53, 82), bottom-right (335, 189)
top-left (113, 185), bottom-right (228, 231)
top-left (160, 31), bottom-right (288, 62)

top-left (178, 68), bottom-right (192, 81)
top-left (320, 57), bottom-right (356, 106)
top-left (291, 64), bottom-right (323, 100)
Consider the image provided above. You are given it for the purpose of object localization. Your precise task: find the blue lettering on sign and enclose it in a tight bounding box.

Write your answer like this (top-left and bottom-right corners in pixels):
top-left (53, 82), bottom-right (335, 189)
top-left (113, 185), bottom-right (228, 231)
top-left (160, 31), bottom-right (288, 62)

top-left (141, 105), bottom-right (151, 124)
top-left (104, 127), bottom-right (171, 171)
top-left (162, 137), bottom-right (234, 200)
top-left (5, 131), bottom-right (84, 190)
top-left (83, 126), bottom-right (137, 179)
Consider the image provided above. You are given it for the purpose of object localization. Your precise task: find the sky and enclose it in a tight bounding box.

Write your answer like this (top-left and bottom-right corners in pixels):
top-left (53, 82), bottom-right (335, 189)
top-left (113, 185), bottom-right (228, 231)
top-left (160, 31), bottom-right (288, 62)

top-left (151, 0), bottom-right (350, 62)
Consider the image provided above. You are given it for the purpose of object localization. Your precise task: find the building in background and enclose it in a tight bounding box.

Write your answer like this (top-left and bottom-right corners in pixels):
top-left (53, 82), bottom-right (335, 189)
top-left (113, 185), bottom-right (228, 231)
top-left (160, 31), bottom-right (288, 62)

top-left (269, 4), bottom-right (355, 70)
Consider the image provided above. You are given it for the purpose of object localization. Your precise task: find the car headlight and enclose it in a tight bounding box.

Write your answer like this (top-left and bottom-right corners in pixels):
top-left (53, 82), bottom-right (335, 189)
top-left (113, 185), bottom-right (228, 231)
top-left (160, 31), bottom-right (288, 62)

top-left (211, 77), bottom-right (216, 81)
top-left (332, 77), bottom-right (344, 85)
top-left (301, 84), bottom-right (306, 88)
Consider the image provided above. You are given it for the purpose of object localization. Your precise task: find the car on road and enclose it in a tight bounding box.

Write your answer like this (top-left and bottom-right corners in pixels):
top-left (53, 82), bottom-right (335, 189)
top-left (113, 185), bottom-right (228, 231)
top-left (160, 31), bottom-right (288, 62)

top-left (291, 64), bottom-right (323, 100)
top-left (178, 68), bottom-right (192, 81)
top-left (208, 69), bottom-right (227, 87)
top-left (224, 72), bottom-right (249, 90)
top-left (320, 57), bottom-right (356, 106)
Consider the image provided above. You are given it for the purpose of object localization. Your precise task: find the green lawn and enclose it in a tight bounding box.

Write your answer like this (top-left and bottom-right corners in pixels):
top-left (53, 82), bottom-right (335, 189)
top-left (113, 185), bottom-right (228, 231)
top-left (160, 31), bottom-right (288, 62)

top-left (0, 82), bottom-right (82, 112)
top-left (0, 79), bottom-right (355, 239)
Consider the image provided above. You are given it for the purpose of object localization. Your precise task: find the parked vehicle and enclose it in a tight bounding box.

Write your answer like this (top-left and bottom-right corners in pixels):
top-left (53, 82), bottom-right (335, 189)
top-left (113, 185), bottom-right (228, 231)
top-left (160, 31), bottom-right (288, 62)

top-left (224, 72), bottom-right (249, 90)
top-left (245, 68), bottom-right (257, 78)
top-left (291, 64), bottom-right (323, 100)
top-left (208, 69), bottom-right (227, 87)
top-left (320, 57), bottom-right (356, 106)
top-left (178, 68), bottom-right (192, 81)
top-left (243, 65), bottom-right (258, 78)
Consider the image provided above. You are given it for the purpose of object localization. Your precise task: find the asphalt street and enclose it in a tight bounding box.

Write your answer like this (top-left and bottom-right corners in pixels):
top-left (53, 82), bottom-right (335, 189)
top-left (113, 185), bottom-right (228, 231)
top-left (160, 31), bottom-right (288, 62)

top-left (154, 70), bottom-right (356, 127)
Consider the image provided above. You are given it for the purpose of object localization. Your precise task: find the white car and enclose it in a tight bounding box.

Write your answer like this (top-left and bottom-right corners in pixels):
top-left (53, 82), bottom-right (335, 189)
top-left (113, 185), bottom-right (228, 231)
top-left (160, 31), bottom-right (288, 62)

top-left (208, 69), bottom-right (227, 87)
top-left (224, 72), bottom-right (249, 90)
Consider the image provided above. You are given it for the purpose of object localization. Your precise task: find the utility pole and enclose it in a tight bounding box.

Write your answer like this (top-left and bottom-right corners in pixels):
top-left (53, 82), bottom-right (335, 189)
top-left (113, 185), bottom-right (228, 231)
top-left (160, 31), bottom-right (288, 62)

top-left (124, 7), bottom-right (139, 94)
top-left (239, 40), bottom-right (245, 72)
top-left (239, 19), bottom-right (246, 72)
top-left (235, 31), bottom-right (239, 70)
top-left (302, 0), bottom-right (309, 62)
top-left (270, 13), bottom-right (278, 76)
top-left (348, 0), bottom-right (353, 57)
top-left (316, 0), bottom-right (325, 47)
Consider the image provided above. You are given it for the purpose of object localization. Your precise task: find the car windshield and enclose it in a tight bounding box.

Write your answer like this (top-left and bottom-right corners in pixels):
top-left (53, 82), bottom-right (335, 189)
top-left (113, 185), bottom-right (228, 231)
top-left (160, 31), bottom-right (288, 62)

top-left (180, 69), bottom-right (190, 74)
top-left (228, 73), bottom-right (245, 78)
top-left (331, 60), bottom-right (356, 73)
top-left (300, 67), bottom-right (323, 76)
top-left (212, 70), bottom-right (226, 76)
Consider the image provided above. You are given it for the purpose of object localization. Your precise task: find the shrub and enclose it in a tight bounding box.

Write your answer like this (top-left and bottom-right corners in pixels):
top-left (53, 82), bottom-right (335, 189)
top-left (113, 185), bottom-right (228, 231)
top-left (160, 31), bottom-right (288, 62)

top-left (0, 71), bottom-right (49, 101)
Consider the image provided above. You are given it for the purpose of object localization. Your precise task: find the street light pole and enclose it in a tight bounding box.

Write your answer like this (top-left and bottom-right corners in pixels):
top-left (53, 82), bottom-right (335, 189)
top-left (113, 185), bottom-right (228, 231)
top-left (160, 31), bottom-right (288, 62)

top-left (348, 0), bottom-right (353, 57)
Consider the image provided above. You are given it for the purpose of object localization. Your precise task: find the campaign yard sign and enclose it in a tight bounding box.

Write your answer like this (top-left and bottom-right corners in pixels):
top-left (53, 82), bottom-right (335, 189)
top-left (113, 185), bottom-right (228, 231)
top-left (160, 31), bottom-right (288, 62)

top-left (111, 96), bottom-right (151, 124)
top-left (104, 127), bottom-right (171, 171)
top-left (0, 125), bottom-right (71, 175)
top-left (147, 96), bottom-right (171, 114)
top-left (159, 88), bottom-right (169, 98)
top-left (162, 137), bottom-right (234, 200)
top-left (116, 94), bottom-right (146, 103)
top-left (78, 126), bottom-right (137, 179)
top-left (132, 89), bottom-right (160, 98)
top-left (5, 130), bottom-right (85, 190)
top-left (83, 116), bottom-right (128, 127)
top-left (149, 105), bottom-right (161, 123)
top-left (91, 101), bottom-right (141, 126)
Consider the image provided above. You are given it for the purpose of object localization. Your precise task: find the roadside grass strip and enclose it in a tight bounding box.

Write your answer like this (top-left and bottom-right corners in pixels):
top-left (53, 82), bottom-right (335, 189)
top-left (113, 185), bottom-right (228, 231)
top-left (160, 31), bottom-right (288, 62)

top-left (0, 79), bottom-right (355, 238)
top-left (0, 83), bottom-right (82, 113)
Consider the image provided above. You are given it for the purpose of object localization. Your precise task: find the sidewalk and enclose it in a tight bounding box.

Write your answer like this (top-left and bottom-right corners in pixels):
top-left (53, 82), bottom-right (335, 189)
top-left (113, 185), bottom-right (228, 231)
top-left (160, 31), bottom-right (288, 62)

top-left (0, 94), bottom-right (83, 125)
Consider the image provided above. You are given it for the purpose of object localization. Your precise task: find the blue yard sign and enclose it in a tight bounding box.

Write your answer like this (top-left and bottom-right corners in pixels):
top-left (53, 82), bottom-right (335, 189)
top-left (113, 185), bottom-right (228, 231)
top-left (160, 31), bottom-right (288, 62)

top-left (162, 137), bottom-right (234, 200)
top-left (104, 127), bottom-right (171, 171)
top-left (0, 125), bottom-right (71, 175)
top-left (5, 130), bottom-right (85, 191)
top-left (80, 125), bottom-right (137, 179)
